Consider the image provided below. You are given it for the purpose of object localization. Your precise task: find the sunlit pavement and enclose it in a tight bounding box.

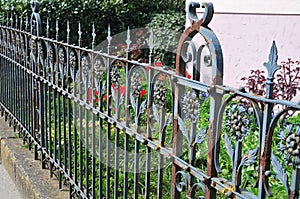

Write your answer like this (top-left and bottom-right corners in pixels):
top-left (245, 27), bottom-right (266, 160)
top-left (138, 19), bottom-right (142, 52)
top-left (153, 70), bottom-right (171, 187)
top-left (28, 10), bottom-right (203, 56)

top-left (0, 163), bottom-right (22, 199)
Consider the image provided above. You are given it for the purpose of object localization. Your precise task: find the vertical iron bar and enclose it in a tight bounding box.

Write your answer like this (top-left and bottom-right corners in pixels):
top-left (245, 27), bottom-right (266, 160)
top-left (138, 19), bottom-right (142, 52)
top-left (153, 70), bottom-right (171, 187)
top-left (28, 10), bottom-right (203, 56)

top-left (123, 27), bottom-right (131, 199)
top-left (133, 97), bottom-right (141, 199)
top-left (145, 30), bottom-right (154, 199)
top-left (157, 109), bottom-right (166, 199)
top-left (106, 24), bottom-right (112, 199)
top-left (114, 86), bottom-right (120, 199)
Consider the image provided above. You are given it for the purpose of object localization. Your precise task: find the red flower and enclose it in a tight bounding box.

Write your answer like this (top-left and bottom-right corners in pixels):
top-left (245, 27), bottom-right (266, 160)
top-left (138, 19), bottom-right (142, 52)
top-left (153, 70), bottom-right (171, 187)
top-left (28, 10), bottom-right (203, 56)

top-left (88, 88), bottom-right (93, 103)
top-left (103, 94), bottom-right (108, 101)
top-left (112, 84), bottom-right (126, 96)
top-left (155, 62), bottom-right (163, 67)
top-left (185, 70), bottom-right (192, 79)
top-left (140, 89), bottom-right (147, 98)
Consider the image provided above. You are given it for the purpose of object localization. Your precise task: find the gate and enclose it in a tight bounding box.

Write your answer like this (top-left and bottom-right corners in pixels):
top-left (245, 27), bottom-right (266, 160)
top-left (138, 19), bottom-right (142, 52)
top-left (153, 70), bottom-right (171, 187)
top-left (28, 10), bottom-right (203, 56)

top-left (0, 1), bottom-right (299, 198)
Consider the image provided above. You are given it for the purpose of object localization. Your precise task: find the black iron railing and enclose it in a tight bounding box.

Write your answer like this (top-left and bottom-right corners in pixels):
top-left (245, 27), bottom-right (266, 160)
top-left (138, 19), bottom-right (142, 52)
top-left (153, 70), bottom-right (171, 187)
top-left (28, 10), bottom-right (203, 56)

top-left (0, 1), bottom-right (299, 198)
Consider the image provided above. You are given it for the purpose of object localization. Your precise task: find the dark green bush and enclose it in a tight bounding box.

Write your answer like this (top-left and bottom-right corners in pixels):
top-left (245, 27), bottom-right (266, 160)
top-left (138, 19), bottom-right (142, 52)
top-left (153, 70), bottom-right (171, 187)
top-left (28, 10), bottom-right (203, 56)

top-left (146, 11), bottom-right (186, 66)
top-left (1, 0), bottom-right (185, 48)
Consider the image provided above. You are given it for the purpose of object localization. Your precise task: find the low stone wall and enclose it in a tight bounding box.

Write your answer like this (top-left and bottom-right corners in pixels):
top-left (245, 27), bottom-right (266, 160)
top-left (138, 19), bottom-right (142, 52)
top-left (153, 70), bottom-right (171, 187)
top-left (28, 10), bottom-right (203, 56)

top-left (0, 117), bottom-right (68, 199)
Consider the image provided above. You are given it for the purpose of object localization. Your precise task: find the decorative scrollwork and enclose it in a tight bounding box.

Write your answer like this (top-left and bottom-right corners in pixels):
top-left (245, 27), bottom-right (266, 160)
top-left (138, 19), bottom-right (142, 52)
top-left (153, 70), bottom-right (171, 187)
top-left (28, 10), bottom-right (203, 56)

top-left (191, 182), bottom-right (206, 199)
top-left (175, 171), bottom-right (189, 192)
top-left (278, 123), bottom-right (300, 167)
top-left (188, 1), bottom-right (214, 27)
top-left (181, 90), bottom-right (200, 123)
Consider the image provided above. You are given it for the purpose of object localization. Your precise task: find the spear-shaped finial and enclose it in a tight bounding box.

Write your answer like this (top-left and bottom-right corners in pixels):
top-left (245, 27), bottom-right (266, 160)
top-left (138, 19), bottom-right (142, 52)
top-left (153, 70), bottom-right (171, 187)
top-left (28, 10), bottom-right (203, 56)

top-left (25, 16), bottom-right (28, 31)
top-left (263, 41), bottom-right (280, 81)
top-left (107, 24), bottom-right (112, 46)
top-left (126, 27), bottom-right (131, 49)
top-left (78, 22), bottom-right (82, 46)
top-left (148, 29), bottom-right (154, 65)
top-left (20, 16), bottom-right (23, 30)
top-left (67, 20), bottom-right (70, 43)
top-left (15, 15), bottom-right (18, 29)
top-left (46, 18), bottom-right (49, 38)
top-left (92, 23), bottom-right (96, 49)
top-left (6, 14), bottom-right (9, 26)
top-left (148, 29), bottom-right (154, 55)
top-left (56, 19), bottom-right (59, 40)
top-left (10, 13), bottom-right (13, 27)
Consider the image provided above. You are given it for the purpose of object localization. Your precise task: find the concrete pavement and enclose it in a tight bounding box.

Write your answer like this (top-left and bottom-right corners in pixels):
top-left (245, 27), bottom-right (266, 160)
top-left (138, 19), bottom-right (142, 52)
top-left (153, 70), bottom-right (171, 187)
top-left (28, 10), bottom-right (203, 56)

top-left (0, 163), bottom-right (22, 199)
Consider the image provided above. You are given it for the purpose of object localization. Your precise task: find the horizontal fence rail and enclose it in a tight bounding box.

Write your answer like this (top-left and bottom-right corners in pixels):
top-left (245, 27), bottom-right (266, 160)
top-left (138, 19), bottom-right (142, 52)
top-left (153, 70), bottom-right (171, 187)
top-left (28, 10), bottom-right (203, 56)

top-left (0, 1), bottom-right (299, 198)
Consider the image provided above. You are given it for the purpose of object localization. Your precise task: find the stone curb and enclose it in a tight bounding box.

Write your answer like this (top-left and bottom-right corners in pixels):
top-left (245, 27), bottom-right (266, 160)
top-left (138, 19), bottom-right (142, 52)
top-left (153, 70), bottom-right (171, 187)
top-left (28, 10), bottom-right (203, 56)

top-left (0, 117), bottom-right (68, 199)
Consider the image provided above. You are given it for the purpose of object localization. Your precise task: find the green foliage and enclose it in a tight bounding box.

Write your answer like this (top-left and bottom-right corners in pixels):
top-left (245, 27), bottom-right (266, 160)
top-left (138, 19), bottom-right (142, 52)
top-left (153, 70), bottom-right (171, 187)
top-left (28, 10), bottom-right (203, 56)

top-left (146, 11), bottom-right (186, 66)
top-left (1, 0), bottom-right (185, 49)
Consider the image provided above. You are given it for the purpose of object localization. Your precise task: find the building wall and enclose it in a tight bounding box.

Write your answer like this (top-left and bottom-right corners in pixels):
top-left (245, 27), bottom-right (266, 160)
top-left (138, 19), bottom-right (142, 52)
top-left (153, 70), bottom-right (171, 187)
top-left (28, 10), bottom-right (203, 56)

top-left (185, 1), bottom-right (300, 98)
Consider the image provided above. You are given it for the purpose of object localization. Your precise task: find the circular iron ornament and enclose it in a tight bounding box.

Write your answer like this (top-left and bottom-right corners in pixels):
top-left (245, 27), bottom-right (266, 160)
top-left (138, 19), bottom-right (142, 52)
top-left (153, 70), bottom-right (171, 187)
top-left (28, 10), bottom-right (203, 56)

top-left (48, 47), bottom-right (54, 61)
top-left (69, 51), bottom-right (76, 80)
top-left (175, 171), bottom-right (189, 192)
top-left (38, 42), bottom-right (43, 58)
top-left (94, 59), bottom-right (104, 80)
top-left (130, 70), bottom-right (143, 98)
top-left (81, 56), bottom-right (89, 76)
top-left (154, 78), bottom-right (168, 108)
top-left (47, 47), bottom-right (54, 74)
top-left (278, 123), bottom-right (300, 167)
top-left (181, 90), bottom-right (200, 123)
top-left (225, 103), bottom-right (251, 141)
top-left (110, 62), bottom-right (121, 86)
top-left (58, 48), bottom-right (64, 65)
top-left (30, 38), bottom-right (36, 55)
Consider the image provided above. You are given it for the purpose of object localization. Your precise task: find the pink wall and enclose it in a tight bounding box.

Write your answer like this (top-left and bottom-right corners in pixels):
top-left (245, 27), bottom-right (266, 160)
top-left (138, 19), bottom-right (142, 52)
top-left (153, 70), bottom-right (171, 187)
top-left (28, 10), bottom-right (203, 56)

top-left (187, 13), bottom-right (300, 93)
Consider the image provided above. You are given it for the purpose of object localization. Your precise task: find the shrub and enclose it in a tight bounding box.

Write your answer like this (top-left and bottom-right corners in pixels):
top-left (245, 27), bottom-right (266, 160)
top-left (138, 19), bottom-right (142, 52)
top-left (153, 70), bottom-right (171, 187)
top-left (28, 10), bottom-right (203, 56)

top-left (1, 0), bottom-right (185, 49)
top-left (241, 58), bottom-right (300, 101)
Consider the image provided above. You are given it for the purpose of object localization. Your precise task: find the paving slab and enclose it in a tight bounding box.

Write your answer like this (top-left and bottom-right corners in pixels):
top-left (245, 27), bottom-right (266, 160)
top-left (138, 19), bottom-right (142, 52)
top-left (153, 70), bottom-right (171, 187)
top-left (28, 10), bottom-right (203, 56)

top-left (0, 163), bottom-right (22, 199)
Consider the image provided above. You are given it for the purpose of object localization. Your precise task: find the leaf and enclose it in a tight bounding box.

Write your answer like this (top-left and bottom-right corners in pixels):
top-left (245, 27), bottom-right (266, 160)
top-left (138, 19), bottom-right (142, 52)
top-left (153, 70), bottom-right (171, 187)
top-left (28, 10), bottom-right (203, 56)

top-left (178, 116), bottom-right (189, 143)
top-left (164, 114), bottom-right (173, 127)
top-left (130, 94), bottom-right (136, 112)
top-left (224, 132), bottom-right (234, 163)
top-left (194, 129), bottom-right (207, 145)
top-left (238, 147), bottom-right (258, 172)
top-left (139, 99), bottom-right (147, 115)
top-left (271, 153), bottom-right (289, 194)
top-left (119, 92), bottom-right (124, 106)
top-left (111, 86), bottom-right (116, 103)
top-left (152, 103), bottom-right (159, 122)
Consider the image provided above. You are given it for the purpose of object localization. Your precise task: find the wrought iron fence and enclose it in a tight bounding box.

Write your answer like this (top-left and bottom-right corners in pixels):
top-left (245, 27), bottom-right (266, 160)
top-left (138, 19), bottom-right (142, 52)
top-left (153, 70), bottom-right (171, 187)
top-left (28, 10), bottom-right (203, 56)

top-left (0, 1), bottom-right (300, 198)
